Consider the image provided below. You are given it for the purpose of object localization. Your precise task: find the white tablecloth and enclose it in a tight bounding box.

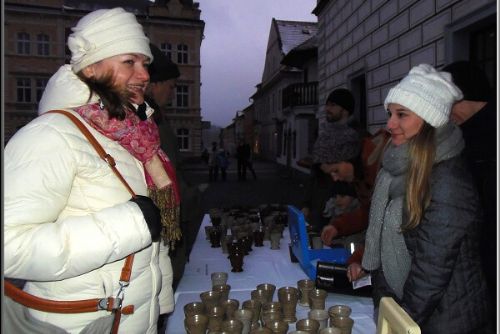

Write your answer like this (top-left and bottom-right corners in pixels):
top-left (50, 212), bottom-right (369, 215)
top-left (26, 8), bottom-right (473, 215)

top-left (165, 215), bottom-right (376, 333)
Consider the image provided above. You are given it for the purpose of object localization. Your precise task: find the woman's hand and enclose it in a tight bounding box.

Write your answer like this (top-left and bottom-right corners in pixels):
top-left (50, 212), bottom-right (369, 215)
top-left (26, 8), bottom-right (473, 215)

top-left (347, 262), bottom-right (366, 282)
top-left (320, 225), bottom-right (338, 245)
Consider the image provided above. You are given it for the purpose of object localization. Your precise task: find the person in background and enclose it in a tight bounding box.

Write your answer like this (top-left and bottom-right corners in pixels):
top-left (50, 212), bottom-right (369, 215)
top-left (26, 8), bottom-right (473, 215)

top-left (5, 8), bottom-right (177, 333)
top-left (362, 64), bottom-right (491, 333)
top-left (208, 141), bottom-right (219, 181)
top-left (321, 127), bottom-right (390, 284)
top-left (245, 142), bottom-right (258, 180)
top-left (442, 61), bottom-right (496, 325)
top-left (216, 147), bottom-right (230, 181)
top-left (320, 128), bottom-right (390, 246)
top-left (201, 146), bottom-right (209, 164)
top-left (323, 182), bottom-right (359, 219)
top-left (322, 181), bottom-right (363, 248)
top-left (146, 43), bottom-right (205, 332)
top-left (147, 43), bottom-right (181, 164)
top-left (236, 139), bottom-right (252, 180)
top-left (302, 119), bottom-right (361, 233)
top-left (302, 88), bottom-right (361, 233)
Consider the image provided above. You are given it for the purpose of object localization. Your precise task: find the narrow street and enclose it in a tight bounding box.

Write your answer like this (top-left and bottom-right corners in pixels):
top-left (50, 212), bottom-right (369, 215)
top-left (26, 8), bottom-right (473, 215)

top-left (181, 158), bottom-right (311, 213)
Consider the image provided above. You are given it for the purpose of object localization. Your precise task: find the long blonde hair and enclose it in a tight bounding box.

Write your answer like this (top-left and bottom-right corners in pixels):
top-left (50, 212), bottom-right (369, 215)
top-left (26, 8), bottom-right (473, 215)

top-left (403, 123), bottom-right (436, 230)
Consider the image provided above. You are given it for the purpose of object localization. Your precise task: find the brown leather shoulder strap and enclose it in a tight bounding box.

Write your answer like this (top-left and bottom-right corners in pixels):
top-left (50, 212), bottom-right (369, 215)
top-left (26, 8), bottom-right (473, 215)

top-left (46, 109), bottom-right (136, 198)
top-left (4, 279), bottom-right (135, 314)
top-left (46, 109), bottom-right (135, 279)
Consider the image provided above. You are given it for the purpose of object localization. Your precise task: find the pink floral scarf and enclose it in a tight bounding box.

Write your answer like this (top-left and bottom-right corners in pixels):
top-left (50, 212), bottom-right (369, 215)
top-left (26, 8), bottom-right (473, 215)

top-left (74, 102), bottom-right (181, 246)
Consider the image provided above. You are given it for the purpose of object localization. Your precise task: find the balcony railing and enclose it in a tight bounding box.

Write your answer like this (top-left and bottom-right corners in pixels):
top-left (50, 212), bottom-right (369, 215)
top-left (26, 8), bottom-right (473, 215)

top-left (282, 81), bottom-right (318, 109)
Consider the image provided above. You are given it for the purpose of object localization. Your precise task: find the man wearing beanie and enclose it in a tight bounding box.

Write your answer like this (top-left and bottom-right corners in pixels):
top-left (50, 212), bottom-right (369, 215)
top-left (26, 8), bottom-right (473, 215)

top-left (146, 44), bottom-right (204, 312)
top-left (443, 61), bottom-right (496, 324)
top-left (146, 43), bottom-right (181, 164)
top-left (147, 43), bottom-right (180, 117)
top-left (302, 88), bottom-right (361, 233)
top-left (324, 88), bottom-right (355, 123)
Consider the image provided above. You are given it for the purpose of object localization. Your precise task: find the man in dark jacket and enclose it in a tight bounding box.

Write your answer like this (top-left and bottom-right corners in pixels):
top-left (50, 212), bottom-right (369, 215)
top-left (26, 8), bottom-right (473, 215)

top-left (236, 139), bottom-right (252, 180)
top-left (443, 60), bottom-right (496, 326)
top-left (146, 43), bottom-right (204, 292)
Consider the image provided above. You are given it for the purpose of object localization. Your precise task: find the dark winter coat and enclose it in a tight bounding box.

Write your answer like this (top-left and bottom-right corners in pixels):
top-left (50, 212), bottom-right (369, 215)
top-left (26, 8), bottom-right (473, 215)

top-left (396, 154), bottom-right (491, 333)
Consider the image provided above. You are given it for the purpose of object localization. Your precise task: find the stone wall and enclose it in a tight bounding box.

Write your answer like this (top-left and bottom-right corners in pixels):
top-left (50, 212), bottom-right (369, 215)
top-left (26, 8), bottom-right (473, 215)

top-left (316, 0), bottom-right (496, 133)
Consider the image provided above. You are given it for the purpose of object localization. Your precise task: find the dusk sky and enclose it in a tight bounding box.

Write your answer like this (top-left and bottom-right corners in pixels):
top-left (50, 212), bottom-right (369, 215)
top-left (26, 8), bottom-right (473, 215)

top-left (198, 1), bottom-right (317, 127)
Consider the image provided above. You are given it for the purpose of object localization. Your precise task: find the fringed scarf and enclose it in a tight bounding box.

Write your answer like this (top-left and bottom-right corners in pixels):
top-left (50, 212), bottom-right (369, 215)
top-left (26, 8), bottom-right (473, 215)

top-left (74, 102), bottom-right (181, 248)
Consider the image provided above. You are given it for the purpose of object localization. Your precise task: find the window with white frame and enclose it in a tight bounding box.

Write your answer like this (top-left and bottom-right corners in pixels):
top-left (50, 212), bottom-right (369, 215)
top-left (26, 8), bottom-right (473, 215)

top-left (177, 128), bottom-right (190, 150)
top-left (36, 78), bottom-right (49, 102)
top-left (17, 32), bottom-right (30, 55)
top-left (37, 33), bottom-right (50, 56)
top-left (176, 85), bottom-right (189, 108)
top-left (177, 44), bottom-right (188, 64)
top-left (160, 42), bottom-right (172, 60)
top-left (17, 78), bottom-right (32, 102)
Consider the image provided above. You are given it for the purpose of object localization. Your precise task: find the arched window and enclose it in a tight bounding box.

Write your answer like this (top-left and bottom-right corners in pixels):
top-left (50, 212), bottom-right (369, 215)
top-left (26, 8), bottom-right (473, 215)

top-left (17, 32), bottom-right (30, 55)
top-left (177, 128), bottom-right (190, 151)
top-left (177, 44), bottom-right (188, 64)
top-left (37, 33), bottom-right (50, 56)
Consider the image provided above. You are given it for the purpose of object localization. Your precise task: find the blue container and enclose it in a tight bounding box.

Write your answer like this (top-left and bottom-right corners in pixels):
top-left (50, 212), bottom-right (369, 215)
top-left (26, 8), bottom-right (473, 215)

top-left (287, 205), bottom-right (351, 280)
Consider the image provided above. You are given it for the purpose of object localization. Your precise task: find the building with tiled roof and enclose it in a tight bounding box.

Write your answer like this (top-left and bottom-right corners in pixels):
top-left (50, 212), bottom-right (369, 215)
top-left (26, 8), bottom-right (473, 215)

top-left (275, 20), bottom-right (318, 55)
top-left (252, 18), bottom-right (319, 167)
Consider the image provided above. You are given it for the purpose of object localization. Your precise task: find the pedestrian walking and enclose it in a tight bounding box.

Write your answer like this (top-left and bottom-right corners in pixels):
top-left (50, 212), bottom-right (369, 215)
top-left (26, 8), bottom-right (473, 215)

top-left (216, 148), bottom-right (230, 181)
top-left (208, 142), bottom-right (219, 181)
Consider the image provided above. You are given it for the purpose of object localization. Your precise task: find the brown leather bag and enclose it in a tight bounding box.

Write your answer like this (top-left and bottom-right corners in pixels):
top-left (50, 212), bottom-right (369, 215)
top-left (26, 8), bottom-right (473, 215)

top-left (4, 109), bottom-right (139, 334)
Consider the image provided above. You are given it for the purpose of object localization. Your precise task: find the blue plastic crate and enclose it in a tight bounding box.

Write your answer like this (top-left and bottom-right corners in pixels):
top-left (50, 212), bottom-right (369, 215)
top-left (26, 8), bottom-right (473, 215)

top-left (287, 205), bottom-right (351, 280)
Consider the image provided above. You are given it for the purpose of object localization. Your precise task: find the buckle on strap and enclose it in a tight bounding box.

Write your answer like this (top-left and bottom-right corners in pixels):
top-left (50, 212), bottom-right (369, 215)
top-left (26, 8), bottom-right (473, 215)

top-left (98, 297), bottom-right (122, 312)
top-left (98, 280), bottom-right (131, 312)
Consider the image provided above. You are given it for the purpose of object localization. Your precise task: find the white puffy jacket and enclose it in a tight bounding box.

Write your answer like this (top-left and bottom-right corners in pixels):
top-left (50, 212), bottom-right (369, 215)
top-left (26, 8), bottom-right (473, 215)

top-left (4, 110), bottom-right (174, 333)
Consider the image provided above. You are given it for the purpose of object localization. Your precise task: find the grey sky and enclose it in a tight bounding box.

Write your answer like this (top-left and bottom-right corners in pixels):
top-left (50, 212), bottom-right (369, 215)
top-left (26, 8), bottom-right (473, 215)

top-left (198, 1), bottom-right (317, 127)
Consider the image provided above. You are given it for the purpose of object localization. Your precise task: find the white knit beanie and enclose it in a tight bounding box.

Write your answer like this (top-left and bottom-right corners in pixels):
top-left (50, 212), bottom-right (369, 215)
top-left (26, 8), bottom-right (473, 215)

top-left (384, 64), bottom-right (463, 127)
top-left (68, 7), bottom-right (152, 73)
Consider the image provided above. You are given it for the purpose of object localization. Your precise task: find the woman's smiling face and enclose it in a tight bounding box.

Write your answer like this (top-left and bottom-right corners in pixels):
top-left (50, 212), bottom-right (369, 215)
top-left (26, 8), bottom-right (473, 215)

top-left (85, 53), bottom-right (151, 104)
top-left (386, 103), bottom-right (424, 146)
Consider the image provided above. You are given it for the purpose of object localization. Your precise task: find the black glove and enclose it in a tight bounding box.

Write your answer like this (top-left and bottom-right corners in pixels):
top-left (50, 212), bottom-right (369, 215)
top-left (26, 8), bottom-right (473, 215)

top-left (136, 103), bottom-right (148, 121)
top-left (130, 195), bottom-right (161, 242)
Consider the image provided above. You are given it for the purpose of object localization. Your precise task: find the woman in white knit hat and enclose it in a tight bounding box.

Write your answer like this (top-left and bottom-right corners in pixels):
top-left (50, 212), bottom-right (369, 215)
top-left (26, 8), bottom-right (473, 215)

top-left (5, 7), bottom-right (180, 333)
top-left (359, 64), bottom-right (492, 333)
